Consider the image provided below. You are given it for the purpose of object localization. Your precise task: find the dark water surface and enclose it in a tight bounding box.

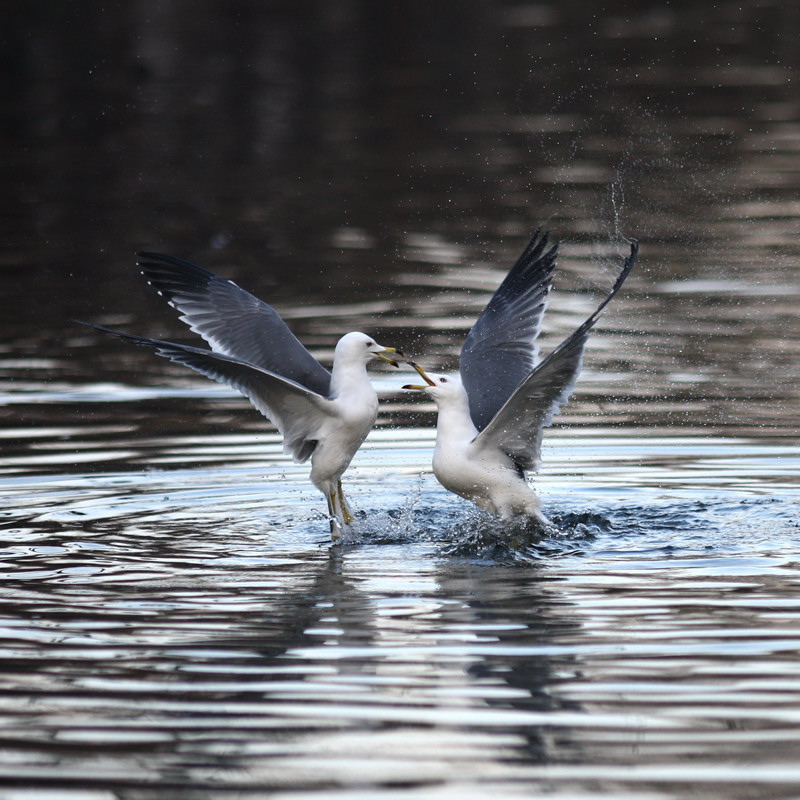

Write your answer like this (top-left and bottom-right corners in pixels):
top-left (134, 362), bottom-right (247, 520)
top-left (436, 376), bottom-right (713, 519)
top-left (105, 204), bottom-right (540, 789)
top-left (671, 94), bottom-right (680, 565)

top-left (2, 2), bottom-right (800, 798)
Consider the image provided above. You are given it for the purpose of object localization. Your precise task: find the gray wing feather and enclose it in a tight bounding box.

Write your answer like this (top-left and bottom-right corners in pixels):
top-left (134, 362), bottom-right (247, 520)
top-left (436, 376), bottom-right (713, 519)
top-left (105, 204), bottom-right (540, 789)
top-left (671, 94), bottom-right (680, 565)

top-left (79, 322), bottom-right (330, 463)
top-left (473, 239), bottom-right (638, 472)
top-left (137, 252), bottom-right (332, 397)
top-left (460, 230), bottom-right (558, 432)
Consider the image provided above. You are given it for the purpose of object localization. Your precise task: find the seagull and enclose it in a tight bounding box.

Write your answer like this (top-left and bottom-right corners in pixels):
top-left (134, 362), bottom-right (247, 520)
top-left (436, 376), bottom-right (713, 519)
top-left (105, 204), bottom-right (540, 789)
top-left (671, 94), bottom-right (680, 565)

top-left (79, 252), bottom-right (401, 539)
top-left (403, 230), bottom-right (638, 525)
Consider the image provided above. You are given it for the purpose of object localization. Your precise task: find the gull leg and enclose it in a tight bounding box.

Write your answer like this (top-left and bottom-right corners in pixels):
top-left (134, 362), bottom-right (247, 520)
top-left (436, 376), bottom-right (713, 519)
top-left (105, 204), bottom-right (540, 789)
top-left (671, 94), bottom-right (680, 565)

top-left (326, 491), bottom-right (343, 541)
top-left (337, 480), bottom-right (356, 525)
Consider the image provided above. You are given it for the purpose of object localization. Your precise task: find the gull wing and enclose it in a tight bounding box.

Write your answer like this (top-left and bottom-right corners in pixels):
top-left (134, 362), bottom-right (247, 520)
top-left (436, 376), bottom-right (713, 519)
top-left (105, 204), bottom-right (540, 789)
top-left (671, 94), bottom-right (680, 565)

top-left (472, 240), bottom-right (638, 472)
top-left (137, 252), bottom-right (332, 397)
top-left (459, 230), bottom-right (558, 432)
top-left (80, 322), bottom-right (331, 463)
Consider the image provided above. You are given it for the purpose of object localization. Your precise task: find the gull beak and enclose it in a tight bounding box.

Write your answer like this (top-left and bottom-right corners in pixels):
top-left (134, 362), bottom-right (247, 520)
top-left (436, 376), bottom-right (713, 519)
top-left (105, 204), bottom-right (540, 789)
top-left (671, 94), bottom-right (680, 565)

top-left (374, 346), bottom-right (403, 368)
top-left (402, 360), bottom-right (436, 390)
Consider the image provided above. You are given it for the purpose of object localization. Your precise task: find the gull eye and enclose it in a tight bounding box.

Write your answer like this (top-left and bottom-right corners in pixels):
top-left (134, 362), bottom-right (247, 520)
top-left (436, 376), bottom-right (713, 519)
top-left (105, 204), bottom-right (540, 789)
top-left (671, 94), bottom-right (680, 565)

top-left (439, 377), bottom-right (447, 383)
top-left (366, 341), bottom-right (374, 348)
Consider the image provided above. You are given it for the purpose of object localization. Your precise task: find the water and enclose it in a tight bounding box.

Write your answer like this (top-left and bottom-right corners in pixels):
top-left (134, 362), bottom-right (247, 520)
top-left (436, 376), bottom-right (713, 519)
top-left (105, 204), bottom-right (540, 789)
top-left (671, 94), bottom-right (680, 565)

top-left (3, 2), bottom-right (800, 798)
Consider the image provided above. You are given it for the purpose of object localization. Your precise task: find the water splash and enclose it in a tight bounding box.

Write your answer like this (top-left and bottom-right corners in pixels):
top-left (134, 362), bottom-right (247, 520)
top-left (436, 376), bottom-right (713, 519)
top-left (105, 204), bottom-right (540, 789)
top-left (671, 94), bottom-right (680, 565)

top-left (333, 494), bottom-right (800, 565)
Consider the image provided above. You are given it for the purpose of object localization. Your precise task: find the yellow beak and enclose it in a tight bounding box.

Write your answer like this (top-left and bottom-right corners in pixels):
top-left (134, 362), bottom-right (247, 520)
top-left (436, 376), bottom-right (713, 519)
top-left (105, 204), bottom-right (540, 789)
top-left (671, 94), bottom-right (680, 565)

top-left (374, 346), bottom-right (403, 368)
top-left (402, 361), bottom-right (436, 390)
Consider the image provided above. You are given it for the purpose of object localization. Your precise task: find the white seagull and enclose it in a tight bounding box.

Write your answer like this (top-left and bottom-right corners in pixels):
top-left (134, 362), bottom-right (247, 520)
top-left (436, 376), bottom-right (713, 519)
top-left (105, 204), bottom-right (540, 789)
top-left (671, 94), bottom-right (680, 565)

top-left (80, 252), bottom-right (401, 538)
top-left (404, 230), bottom-right (638, 525)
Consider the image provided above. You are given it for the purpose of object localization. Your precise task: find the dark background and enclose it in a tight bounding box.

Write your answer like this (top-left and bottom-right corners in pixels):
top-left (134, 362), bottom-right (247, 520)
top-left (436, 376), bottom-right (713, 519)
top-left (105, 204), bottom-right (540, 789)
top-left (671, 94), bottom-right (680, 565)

top-left (2, 0), bottom-right (799, 434)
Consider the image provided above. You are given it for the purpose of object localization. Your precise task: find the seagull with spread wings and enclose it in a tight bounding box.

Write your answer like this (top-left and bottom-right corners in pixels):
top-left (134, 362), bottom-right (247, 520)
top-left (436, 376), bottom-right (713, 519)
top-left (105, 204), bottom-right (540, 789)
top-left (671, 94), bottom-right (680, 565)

top-left (80, 253), bottom-right (401, 538)
top-left (404, 231), bottom-right (638, 525)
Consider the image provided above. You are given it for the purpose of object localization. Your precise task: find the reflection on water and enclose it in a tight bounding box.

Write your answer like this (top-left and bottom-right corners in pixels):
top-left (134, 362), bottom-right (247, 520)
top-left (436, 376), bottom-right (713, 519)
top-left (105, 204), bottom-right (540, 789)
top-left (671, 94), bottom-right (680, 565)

top-left (3, 1), bottom-right (800, 798)
top-left (2, 419), bottom-right (799, 796)
top-left (2, 498), bottom-right (800, 798)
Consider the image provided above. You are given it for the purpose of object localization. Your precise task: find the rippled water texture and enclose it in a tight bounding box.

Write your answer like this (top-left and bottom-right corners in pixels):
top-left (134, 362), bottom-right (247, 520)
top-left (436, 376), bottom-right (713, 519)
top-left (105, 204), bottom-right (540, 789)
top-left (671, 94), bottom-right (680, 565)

top-left (2, 2), bottom-right (800, 798)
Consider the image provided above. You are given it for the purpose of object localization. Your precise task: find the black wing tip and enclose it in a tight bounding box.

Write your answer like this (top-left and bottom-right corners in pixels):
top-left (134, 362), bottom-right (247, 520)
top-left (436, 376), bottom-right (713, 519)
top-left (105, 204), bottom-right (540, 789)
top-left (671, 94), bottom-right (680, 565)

top-left (136, 250), bottom-right (190, 262)
top-left (136, 252), bottom-right (218, 299)
top-left (612, 237), bottom-right (639, 292)
top-left (73, 319), bottom-right (146, 344)
top-left (488, 226), bottom-right (558, 301)
top-left (73, 319), bottom-right (112, 333)
top-left (624, 237), bottom-right (639, 264)
top-left (135, 251), bottom-right (214, 276)
top-left (522, 226), bottom-right (557, 255)
top-left (135, 250), bottom-right (174, 268)
top-left (136, 253), bottom-right (171, 273)
top-left (523, 226), bottom-right (548, 244)
top-left (509, 226), bottom-right (559, 279)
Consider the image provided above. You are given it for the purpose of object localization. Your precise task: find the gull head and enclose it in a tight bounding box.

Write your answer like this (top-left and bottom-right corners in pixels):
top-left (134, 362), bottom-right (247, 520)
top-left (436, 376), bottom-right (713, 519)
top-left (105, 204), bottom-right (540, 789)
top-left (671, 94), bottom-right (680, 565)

top-left (335, 331), bottom-right (402, 367)
top-left (403, 362), bottom-right (466, 405)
